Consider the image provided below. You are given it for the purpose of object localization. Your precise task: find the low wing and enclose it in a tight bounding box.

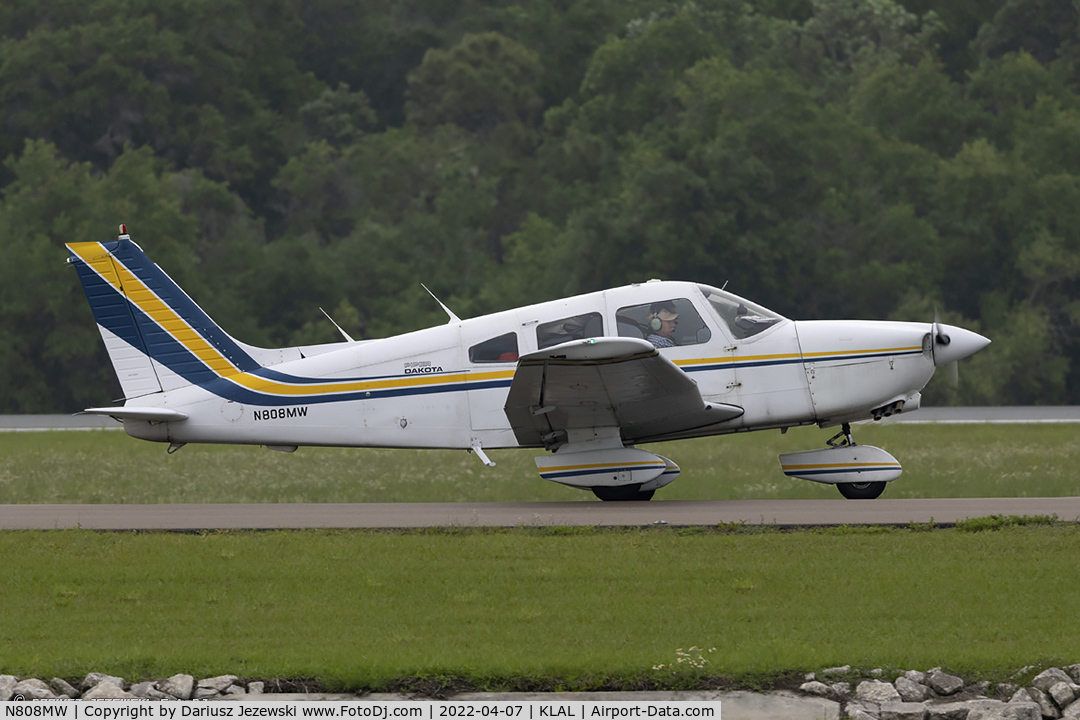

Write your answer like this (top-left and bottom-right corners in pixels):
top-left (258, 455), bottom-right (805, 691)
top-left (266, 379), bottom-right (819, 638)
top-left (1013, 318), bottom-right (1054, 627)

top-left (504, 337), bottom-right (743, 448)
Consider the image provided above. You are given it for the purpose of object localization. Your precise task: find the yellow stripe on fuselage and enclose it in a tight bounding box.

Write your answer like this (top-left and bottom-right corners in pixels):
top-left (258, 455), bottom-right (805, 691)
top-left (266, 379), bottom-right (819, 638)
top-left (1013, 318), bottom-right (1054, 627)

top-left (674, 346), bottom-right (922, 370)
top-left (225, 368), bottom-right (516, 397)
top-left (675, 352), bottom-right (800, 368)
top-left (801, 346), bottom-right (923, 359)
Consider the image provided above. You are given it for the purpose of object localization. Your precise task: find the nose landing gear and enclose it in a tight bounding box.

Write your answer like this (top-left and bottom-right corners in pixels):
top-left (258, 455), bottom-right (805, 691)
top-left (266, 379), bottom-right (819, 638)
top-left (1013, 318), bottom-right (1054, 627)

top-left (827, 423), bottom-right (855, 448)
top-left (828, 423), bottom-right (887, 500)
top-left (779, 424), bottom-right (901, 499)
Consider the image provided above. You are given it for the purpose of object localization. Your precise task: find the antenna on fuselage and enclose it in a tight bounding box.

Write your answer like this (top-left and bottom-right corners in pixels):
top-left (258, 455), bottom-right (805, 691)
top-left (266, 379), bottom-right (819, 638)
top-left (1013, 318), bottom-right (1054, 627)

top-left (319, 307), bottom-right (356, 342)
top-left (421, 283), bottom-right (461, 324)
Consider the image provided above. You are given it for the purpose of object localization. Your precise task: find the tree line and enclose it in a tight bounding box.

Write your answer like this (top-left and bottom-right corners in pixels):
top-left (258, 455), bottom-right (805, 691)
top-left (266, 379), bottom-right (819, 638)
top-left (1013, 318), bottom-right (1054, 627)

top-left (1, 0), bottom-right (1078, 412)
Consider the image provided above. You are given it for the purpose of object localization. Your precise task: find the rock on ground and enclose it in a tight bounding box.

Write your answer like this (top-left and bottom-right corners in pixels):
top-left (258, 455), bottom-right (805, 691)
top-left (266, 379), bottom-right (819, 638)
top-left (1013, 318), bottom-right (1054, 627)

top-left (157, 673), bottom-right (195, 700)
top-left (12, 679), bottom-right (56, 700)
top-left (199, 675), bottom-right (240, 692)
top-left (878, 701), bottom-right (926, 720)
top-left (968, 703), bottom-right (1041, 720)
top-left (0, 676), bottom-right (17, 702)
top-left (1034, 669), bottom-right (1074, 693)
top-left (799, 681), bottom-right (831, 697)
top-left (82, 683), bottom-right (135, 700)
top-left (49, 678), bottom-right (79, 698)
top-left (1049, 681), bottom-right (1077, 710)
top-left (130, 681), bottom-right (172, 700)
top-left (82, 673), bottom-right (124, 691)
top-left (895, 676), bottom-right (928, 702)
top-left (927, 669), bottom-right (965, 696)
top-left (856, 680), bottom-right (902, 704)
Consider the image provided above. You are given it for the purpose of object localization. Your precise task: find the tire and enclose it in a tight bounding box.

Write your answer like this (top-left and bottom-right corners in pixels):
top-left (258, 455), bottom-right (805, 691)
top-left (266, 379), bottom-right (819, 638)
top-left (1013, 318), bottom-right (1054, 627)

top-left (837, 481), bottom-right (887, 500)
top-left (592, 485), bottom-right (656, 502)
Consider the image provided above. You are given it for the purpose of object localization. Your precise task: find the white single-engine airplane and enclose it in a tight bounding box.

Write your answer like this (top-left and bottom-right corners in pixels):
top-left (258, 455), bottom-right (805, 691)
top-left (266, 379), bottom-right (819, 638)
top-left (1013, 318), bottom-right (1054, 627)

top-left (66, 226), bottom-right (990, 501)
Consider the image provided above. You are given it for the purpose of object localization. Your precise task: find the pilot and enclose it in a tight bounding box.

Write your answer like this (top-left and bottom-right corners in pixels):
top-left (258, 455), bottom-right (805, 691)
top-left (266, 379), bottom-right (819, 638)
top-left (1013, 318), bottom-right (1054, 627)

top-left (646, 303), bottom-right (679, 348)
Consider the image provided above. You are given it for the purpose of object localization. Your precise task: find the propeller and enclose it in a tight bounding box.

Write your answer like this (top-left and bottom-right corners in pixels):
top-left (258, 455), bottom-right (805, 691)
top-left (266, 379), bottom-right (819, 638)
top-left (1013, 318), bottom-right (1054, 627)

top-left (929, 309), bottom-right (991, 374)
top-left (933, 309), bottom-right (950, 347)
top-left (932, 310), bottom-right (958, 387)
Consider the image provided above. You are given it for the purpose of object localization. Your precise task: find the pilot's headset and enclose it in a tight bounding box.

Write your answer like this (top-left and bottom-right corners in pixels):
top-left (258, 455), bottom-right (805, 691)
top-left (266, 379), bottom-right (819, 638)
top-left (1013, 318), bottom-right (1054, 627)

top-left (649, 303), bottom-right (677, 331)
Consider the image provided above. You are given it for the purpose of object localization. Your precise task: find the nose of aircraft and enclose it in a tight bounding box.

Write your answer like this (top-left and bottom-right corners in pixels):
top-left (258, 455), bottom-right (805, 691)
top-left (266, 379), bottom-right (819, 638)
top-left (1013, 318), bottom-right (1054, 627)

top-left (932, 324), bottom-right (991, 366)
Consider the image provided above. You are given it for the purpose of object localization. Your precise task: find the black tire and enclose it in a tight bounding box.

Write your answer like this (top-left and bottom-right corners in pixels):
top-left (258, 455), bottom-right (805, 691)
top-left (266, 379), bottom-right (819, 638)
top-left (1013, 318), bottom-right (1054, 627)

top-left (837, 481), bottom-right (887, 500)
top-left (592, 485), bottom-right (656, 502)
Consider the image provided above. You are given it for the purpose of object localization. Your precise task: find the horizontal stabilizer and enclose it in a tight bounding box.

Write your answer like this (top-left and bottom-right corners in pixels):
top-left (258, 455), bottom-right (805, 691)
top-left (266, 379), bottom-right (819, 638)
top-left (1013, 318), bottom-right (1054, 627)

top-left (79, 407), bottom-right (189, 423)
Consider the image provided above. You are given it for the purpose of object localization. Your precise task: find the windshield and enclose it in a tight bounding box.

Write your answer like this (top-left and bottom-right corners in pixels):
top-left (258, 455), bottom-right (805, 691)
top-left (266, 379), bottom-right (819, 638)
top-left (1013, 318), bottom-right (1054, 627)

top-left (698, 284), bottom-right (785, 340)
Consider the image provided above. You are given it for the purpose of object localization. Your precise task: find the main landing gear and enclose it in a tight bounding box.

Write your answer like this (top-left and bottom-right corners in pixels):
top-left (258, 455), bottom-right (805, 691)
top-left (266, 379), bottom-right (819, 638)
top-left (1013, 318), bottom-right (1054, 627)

top-left (828, 423), bottom-right (887, 500)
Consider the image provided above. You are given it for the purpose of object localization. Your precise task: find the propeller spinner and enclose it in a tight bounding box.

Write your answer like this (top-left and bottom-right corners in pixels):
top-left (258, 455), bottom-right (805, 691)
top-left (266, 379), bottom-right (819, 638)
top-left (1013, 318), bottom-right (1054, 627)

top-left (931, 321), bottom-right (990, 367)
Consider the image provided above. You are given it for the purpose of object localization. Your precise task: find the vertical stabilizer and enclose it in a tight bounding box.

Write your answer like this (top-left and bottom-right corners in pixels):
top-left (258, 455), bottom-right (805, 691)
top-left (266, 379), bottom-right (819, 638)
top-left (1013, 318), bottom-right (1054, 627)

top-left (66, 227), bottom-right (265, 398)
top-left (68, 236), bottom-right (164, 399)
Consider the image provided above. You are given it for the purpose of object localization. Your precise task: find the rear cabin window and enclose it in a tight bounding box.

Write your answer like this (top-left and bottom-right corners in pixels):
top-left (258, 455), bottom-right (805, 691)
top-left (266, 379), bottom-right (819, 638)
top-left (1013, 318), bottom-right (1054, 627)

top-left (617, 298), bottom-right (711, 348)
top-left (469, 332), bottom-right (519, 363)
top-left (536, 312), bottom-right (603, 350)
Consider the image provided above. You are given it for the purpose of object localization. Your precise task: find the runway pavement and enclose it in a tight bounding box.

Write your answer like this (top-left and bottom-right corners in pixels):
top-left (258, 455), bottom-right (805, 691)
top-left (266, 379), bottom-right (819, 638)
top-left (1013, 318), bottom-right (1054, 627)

top-left (1, 497), bottom-right (1077, 530)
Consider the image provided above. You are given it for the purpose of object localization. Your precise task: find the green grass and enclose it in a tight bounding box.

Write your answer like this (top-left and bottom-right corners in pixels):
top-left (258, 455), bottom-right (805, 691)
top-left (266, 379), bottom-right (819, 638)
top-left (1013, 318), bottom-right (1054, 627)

top-left (1, 425), bottom-right (1078, 687)
top-left (1, 525), bottom-right (1078, 687)
top-left (1, 423), bottom-right (1079, 503)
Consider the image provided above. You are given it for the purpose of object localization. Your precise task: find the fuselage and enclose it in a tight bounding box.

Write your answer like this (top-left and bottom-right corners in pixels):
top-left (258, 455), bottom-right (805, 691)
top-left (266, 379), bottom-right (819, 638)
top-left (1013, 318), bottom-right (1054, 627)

top-left (123, 280), bottom-right (945, 450)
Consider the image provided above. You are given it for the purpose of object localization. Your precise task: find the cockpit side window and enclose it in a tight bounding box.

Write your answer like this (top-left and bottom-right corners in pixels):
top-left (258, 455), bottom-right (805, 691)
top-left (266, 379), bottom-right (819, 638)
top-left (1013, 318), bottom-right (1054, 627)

top-left (617, 298), bottom-right (711, 349)
top-left (469, 332), bottom-right (519, 363)
top-left (699, 285), bottom-right (784, 340)
top-left (536, 312), bottom-right (603, 350)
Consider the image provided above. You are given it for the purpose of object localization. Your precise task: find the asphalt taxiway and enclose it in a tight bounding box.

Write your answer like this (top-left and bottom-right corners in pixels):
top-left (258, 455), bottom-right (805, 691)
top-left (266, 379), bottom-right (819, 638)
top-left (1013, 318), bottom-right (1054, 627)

top-left (0, 497), bottom-right (1077, 530)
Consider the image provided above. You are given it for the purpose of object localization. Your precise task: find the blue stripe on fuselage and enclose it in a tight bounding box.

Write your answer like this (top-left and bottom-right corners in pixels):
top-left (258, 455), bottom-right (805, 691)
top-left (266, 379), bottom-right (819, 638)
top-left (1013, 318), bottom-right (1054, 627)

top-left (200, 375), bottom-right (515, 406)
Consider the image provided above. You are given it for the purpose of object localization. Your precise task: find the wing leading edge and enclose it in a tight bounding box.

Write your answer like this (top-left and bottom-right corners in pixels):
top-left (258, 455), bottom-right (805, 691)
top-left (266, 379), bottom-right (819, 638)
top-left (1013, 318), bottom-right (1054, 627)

top-left (504, 337), bottom-right (743, 448)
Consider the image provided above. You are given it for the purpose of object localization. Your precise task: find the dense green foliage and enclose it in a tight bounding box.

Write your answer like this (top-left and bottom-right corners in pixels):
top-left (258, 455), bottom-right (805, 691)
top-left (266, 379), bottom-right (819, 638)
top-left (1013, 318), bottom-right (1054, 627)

top-left (3, 0), bottom-right (1079, 411)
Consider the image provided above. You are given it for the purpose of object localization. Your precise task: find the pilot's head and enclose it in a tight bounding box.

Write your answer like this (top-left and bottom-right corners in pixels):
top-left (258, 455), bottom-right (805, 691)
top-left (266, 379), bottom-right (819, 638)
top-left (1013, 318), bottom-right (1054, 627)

top-left (649, 303), bottom-right (679, 337)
